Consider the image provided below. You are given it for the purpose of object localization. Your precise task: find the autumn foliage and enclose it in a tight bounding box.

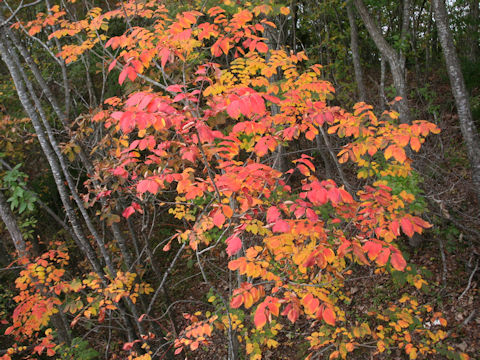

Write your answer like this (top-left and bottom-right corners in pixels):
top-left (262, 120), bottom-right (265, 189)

top-left (0, 1), bottom-right (469, 360)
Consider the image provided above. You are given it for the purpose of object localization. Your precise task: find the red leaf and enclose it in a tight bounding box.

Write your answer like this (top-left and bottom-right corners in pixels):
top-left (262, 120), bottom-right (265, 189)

top-left (159, 47), bottom-right (170, 68)
top-left (226, 235), bottom-right (242, 256)
top-left (98, 307), bottom-right (106, 323)
top-left (119, 67), bottom-right (128, 85)
top-left (166, 84), bottom-right (184, 93)
top-left (327, 187), bottom-right (342, 204)
top-left (254, 137), bottom-right (269, 156)
top-left (137, 179), bottom-right (159, 195)
top-left (123, 340), bottom-right (140, 351)
top-left (122, 206), bottom-right (135, 219)
top-left (226, 101), bottom-right (241, 119)
top-left (213, 211), bottom-right (226, 228)
top-left (219, 37), bottom-right (230, 55)
top-left (108, 59), bottom-right (117, 72)
top-left (390, 220), bottom-right (400, 236)
top-left (305, 208), bottom-right (318, 221)
top-left (272, 219), bottom-right (290, 233)
top-left (303, 294), bottom-right (320, 314)
top-left (390, 251), bottom-right (407, 271)
top-left (266, 206), bottom-right (281, 223)
top-left (281, 303), bottom-right (299, 323)
top-left (307, 186), bottom-right (328, 205)
top-left (376, 248), bottom-right (390, 266)
top-left (400, 217), bottom-right (414, 237)
top-left (363, 241), bottom-right (382, 260)
top-left (230, 294), bottom-right (243, 309)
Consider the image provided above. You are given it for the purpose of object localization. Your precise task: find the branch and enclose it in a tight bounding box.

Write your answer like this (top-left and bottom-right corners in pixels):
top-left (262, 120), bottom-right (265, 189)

top-left (458, 259), bottom-right (479, 300)
top-left (1, 0), bottom-right (42, 26)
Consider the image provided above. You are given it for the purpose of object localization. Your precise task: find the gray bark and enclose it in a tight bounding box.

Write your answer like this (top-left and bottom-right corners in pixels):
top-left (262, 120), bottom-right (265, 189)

top-left (467, 0), bottom-right (479, 62)
top-left (0, 30), bottom-right (143, 344)
top-left (0, 17), bottom-right (135, 273)
top-left (380, 55), bottom-right (387, 111)
top-left (432, 0), bottom-right (480, 206)
top-left (347, 0), bottom-right (367, 102)
top-left (0, 30), bottom-right (104, 277)
top-left (354, 0), bottom-right (411, 123)
top-left (0, 190), bottom-right (27, 258)
top-left (265, 21), bottom-right (287, 173)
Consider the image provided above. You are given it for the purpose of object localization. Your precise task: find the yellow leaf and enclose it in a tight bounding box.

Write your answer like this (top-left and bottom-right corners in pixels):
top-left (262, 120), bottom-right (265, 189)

top-left (377, 340), bottom-right (386, 353)
top-left (280, 7), bottom-right (290, 15)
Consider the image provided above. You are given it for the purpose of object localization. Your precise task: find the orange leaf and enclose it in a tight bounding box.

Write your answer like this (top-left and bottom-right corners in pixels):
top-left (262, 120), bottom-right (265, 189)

top-left (243, 291), bottom-right (254, 309)
top-left (222, 205), bottom-right (234, 218)
top-left (230, 294), bottom-right (243, 309)
top-left (322, 306), bottom-right (336, 326)
top-left (280, 6), bottom-right (290, 15)
top-left (254, 303), bottom-right (267, 328)
top-left (400, 217), bottom-right (414, 237)
top-left (392, 146), bottom-right (407, 163)
top-left (389, 220), bottom-right (400, 236)
top-left (376, 248), bottom-right (390, 266)
top-left (255, 42), bottom-right (268, 53)
top-left (390, 251), bottom-right (407, 271)
top-left (363, 241), bottom-right (382, 260)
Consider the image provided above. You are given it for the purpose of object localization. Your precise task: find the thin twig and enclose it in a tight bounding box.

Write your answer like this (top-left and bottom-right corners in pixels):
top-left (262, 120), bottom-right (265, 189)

top-left (458, 259), bottom-right (478, 300)
top-left (437, 237), bottom-right (447, 287)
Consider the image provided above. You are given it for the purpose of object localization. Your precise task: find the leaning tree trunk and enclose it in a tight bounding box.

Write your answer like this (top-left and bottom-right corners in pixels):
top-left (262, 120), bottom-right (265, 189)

top-left (432, 0), bottom-right (480, 206)
top-left (0, 28), bottom-right (144, 344)
top-left (0, 190), bottom-right (27, 258)
top-left (346, 0), bottom-right (367, 102)
top-left (353, 0), bottom-right (411, 123)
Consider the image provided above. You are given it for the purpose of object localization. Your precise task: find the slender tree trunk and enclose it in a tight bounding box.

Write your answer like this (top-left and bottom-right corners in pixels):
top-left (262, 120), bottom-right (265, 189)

top-left (264, 20), bottom-right (287, 172)
top-left (0, 30), bottom-right (104, 278)
top-left (432, 0), bottom-right (480, 206)
top-left (380, 55), bottom-right (387, 111)
top-left (467, 0), bottom-right (479, 62)
top-left (347, 0), bottom-right (367, 102)
top-left (0, 191), bottom-right (27, 258)
top-left (354, 0), bottom-right (411, 123)
top-left (291, 0), bottom-right (297, 52)
top-left (1, 21), bottom-right (135, 274)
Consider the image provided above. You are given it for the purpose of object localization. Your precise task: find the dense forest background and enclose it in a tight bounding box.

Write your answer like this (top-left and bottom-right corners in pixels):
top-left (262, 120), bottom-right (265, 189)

top-left (0, 0), bottom-right (479, 359)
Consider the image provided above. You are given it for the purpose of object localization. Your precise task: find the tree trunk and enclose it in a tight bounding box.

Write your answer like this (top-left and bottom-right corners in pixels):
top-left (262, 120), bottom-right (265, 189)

top-left (264, 20), bottom-right (287, 172)
top-left (380, 55), bottom-right (387, 111)
top-left (432, 0), bottom-right (480, 206)
top-left (291, 0), bottom-right (297, 52)
top-left (347, 0), bottom-right (367, 102)
top-left (353, 0), bottom-right (411, 123)
top-left (467, 0), bottom-right (479, 62)
top-left (0, 190), bottom-right (27, 258)
top-left (0, 30), bottom-right (104, 278)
